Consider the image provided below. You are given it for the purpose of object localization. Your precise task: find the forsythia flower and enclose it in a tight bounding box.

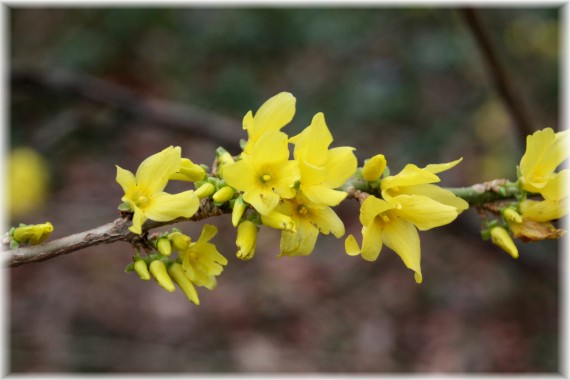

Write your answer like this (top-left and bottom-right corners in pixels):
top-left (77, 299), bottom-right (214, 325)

top-left (242, 92), bottom-right (296, 155)
top-left (276, 194), bottom-right (345, 257)
top-left (12, 222), bottom-right (53, 246)
top-left (345, 194), bottom-right (460, 283)
top-left (289, 112), bottom-right (357, 206)
top-left (519, 128), bottom-right (569, 201)
top-left (381, 158), bottom-right (469, 212)
top-left (178, 224), bottom-right (228, 290)
top-left (116, 146), bottom-right (200, 234)
top-left (8, 147), bottom-right (49, 218)
top-left (222, 131), bottom-right (300, 215)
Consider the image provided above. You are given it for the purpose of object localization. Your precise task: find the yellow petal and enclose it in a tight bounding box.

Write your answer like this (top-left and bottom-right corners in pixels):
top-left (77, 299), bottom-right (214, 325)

top-left (116, 166), bottom-right (136, 194)
top-left (311, 206), bottom-right (345, 238)
top-left (301, 185), bottom-right (348, 207)
top-left (144, 191), bottom-right (199, 221)
top-left (345, 234), bottom-right (361, 256)
top-left (251, 131), bottom-right (291, 166)
top-left (423, 158), bottom-right (463, 174)
top-left (393, 194), bottom-right (460, 231)
top-left (197, 224), bottom-right (218, 243)
top-left (381, 218), bottom-right (422, 283)
top-left (252, 92), bottom-right (296, 137)
top-left (381, 164), bottom-right (440, 191)
top-left (261, 209), bottom-right (296, 231)
top-left (221, 158), bottom-right (257, 192)
top-left (129, 206), bottom-right (147, 234)
top-left (136, 146), bottom-right (181, 194)
top-left (272, 160), bottom-right (301, 199)
top-left (361, 222), bottom-right (383, 261)
top-left (244, 187), bottom-right (280, 216)
top-left (242, 110), bottom-right (254, 131)
top-left (322, 147), bottom-right (358, 188)
top-left (279, 218), bottom-right (319, 256)
top-left (520, 198), bottom-right (567, 222)
top-left (389, 183), bottom-right (469, 212)
top-left (539, 169), bottom-right (569, 201)
top-left (291, 112), bottom-right (333, 166)
top-left (359, 195), bottom-right (394, 226)
top-left (520, 128), bottom-right (569, 183)
top-left (362, 154), bottom-right (387, 182)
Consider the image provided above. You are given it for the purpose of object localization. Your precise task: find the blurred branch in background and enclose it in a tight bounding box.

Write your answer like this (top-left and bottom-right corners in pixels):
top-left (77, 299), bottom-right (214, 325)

top-left (11, 67), bottom-right (243, 150)
top-left (460, 8), bottom-right (536, 144)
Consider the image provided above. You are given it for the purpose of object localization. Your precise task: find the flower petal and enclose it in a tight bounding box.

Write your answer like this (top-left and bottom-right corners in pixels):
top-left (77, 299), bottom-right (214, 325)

top-left (252, 131), bottom-right (291, 166)
top-left (345, 234), bottom-right (361, 256)
top-left (361, 222), bottom-right (383, 261)
top-left (423, 158), bottom-right (463, 174)
top-left (539, 169), bottom-right (569, 201)
top-left (145, 191), bottom-right (200, 221)
top-left (520, 198), bottom-right (567, 222)
top-left (244, 187), bottom-right (280, 215)
top-left (129, 206), bottom-right (147, 234)
top-left (116, 166), bottom-right (136, 194)
top-left (322, 147), bottom-right (358, 188)
top-left (221, 158), bottom-right (257, 192)
top-left (136, 146), bottom-right (181, 194)
top-left (197, 224), bottom-right (218, 243)
top-left (311, 206), bottom-right (345, 238)
top-left (389, 184), bottom-right (469, 212)
top-left (359, 195), bottom-right (394, 226)
top-left (252, 92), bottom-right (296, 137)
top-left (279, 218), bottom-right (319, 256)
top-left (381, 164), bottom-right (440, 191)
top-left (301, 185), bottom-right (348, 207)
top-left (291, 112), bottom-right (333, 167)
top-left (381, 218), bottom-right (422, 283)
top-left (393, 194), bottom-right (460, 231)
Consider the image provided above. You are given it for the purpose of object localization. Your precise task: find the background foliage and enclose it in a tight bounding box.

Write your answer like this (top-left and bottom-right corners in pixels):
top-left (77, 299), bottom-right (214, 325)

top-left (9, 7), bottom-right (560, 372)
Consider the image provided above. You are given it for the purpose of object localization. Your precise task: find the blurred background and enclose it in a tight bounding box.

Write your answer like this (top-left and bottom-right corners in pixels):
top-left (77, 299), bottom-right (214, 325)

top-left (7, 7), bottom-right (561, 373)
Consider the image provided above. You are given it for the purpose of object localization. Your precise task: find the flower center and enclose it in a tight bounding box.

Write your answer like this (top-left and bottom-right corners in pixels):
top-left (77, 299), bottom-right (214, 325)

top-left (261, 174), bottom-right (272, 183)
top-left (132, 187), bottom-right (152, 209)
top-left (380, 214), bottom-right (391, 223)
top-left (298, 205), bottom-right (309, 215)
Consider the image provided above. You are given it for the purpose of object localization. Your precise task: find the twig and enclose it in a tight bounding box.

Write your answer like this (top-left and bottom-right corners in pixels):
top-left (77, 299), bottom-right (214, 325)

top-left (460, 8), bottom-right (536, 144)
top-left (11, 67), bottom-right (243, 151)
top-left (4, 198), bottom-right (227, 267)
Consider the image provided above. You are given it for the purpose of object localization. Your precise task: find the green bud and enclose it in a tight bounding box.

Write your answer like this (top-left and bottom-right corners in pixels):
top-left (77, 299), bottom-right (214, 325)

top-left (149, 260), bottom-right (175, 292)
top-left (213, 186), bottom-right (235, 203)
top-left (12, 222), bottom-right (53, 245)
top-left (156, 237), bottom-right (172, 256)
top-left (502, 207), bottom-right (523, 224)
top-left (194, 182), bottom-right (215, 199)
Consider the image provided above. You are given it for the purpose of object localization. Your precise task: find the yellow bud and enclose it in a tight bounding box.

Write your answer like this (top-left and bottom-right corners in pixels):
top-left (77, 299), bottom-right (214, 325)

top-left (179, 158), bottom-right (207, 182)
top-left (168, 231), bottom-right (191, 251)
top-left (502, 207), bottom-right (523, 224)
top-left (194, 183), bottom-right (215, 199)
top-left (168, 263), bottom-right (200, 305)
top-left (213, 186), bottom-right (235, 203)
top-left (490, 226), bottom-right (519, 259)
top-left (13, 222), bottom-right (53, 245)
top-left (149, 260), bottom-right (176, 292)
top-left (261, 210), bottom-right (296, 232)
top-left (236, 220), bottom-right (257, 260)
top-left (217, 151), bottom-right (235, 166)
top-left (362, 154), bottom-right (387, 182)
top-left (156, 237), bottom-right (172, 256)
top-left (232, 196), bottom-right (247, 227)
top-left (133, 259), bottom-right (151, 280)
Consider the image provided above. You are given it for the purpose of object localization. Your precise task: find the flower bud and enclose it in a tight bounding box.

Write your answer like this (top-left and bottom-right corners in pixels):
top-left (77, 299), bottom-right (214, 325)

top-left (232, 196), bottom-right (247, 227)
top-left (362, 154), bottom-right (387, 182)
top-left (502, 207), bottom-right (523, 224)
top-left (133, 259), bottom-right (151, 280)
top-left (13, 222), bottom-right (53, 245)
top-left (169, 158), bottom-right (206, 182)
top-left (213, 186), bottom-right (235, 203)
top-left (261, 210), bottom-right (296, 232)
top-left (490, 226), bottom-right (519, 259)
top-left (216, 147), bottom-right (235, 167)
top-left (156, 237), bottom-right (172, 256)
top-left (149, 260), bottom-right (176, 292)
top-left (168, 231), bottom-right (191, 251)
top-left (168, 263), bottom-right (200, 305)
top-left (194, 182), bottom-right (215, 199)
top-left (236, 221), bottom-right (257, 260)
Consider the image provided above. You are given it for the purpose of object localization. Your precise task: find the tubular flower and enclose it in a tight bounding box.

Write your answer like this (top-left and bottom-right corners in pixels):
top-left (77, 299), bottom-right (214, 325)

top-left (242, 92), bottom-right (296, 155)
top-left (519, 128), bottom-right (569, 201)
top-left (345, 194), bottom-right (459, 283)
top-left (289, 112), bottom-right (357, 206)
top-left (116, 146), bottom-right (200, 234)
top-left (222, 131), bottom-right (300, 215)
top-left (276, 194), bottom-right (345, 257)
top-left (380, 158), bottom-right (469, 213)
top-left (178, 225), bottom-right (228, 290)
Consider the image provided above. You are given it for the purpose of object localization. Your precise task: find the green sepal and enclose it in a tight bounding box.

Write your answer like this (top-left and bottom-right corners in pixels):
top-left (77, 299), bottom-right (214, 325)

top-left (10, 239), bottom-right (20, 250)
top-left (118, 202), bottom-right (132, 212)
top-left (239, 139), bottom-right (247, 150)
top-left (124, 262), bottom-right (135, 272)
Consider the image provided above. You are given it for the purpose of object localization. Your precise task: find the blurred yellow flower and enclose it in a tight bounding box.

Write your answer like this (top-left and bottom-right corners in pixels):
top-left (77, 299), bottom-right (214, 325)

top-left (519, 128), bottom-right (569, 200)
top-left (290, 112), bottom-right (357, 206)
top-left (222, 131), bottom-right (300, 215)
top-left (345, 194), bottom-right (460, 283)
top-left (116, 146), bottom-right (200, 234)
top-left (242, 92), bottom-right (296, 155)
top-left (8, 147), bottom-right (49, 218)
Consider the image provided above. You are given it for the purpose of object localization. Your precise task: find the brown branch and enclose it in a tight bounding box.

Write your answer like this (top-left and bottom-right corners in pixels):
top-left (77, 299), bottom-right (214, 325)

top-left (3, 199), bottom-right (228, 268)
top-left (460, 8), bottom-right (536, 145)
top-left (11, 67), bottom-right (243, 151)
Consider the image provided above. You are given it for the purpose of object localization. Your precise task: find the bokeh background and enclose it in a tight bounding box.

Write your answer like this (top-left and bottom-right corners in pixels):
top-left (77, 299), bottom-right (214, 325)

top-left (7, 7), bottom-right (562, 373)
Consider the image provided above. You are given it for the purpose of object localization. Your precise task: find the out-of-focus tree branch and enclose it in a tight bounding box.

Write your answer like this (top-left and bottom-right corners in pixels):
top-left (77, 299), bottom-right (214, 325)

top-left (11, 67), bottom-right (243, 150)
top-left (460, 8), bottom-right (536, 145)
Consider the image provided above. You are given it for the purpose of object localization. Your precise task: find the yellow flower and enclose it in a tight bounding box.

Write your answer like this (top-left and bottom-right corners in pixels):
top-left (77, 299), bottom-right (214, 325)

top-left (116, 146), bottom-right (200, 234)
top-left (519, 198), bottom-right (566, 223)
top-left (12, 222), bottom-right (53, 245)
top-left (222, 131), bottom-right (300, 215)
top-left (236, 220), bottom-right (257, 260)
top-left (289, 112), bottom-right (357, 206)
top-left (490, 226), bottom-right (519, 259)
top-left (168, 158), bottom-right (206, 182)
top-left (178, 225), bottom-right (228, 290)
top-left (276, 195), bottom-right (345, 257)
top-left (8, 147), bottom-right (49, 218)
top-left (519, 128), bottom-right (569, 200)
top-left (362, 154), bottom-right (387, 182)
top-left (242, 92), bottom-right (296, 155)
top-left (380, 158), bottom-right (469, 213)
top-left (345, 194), bottom-right (460, 283)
